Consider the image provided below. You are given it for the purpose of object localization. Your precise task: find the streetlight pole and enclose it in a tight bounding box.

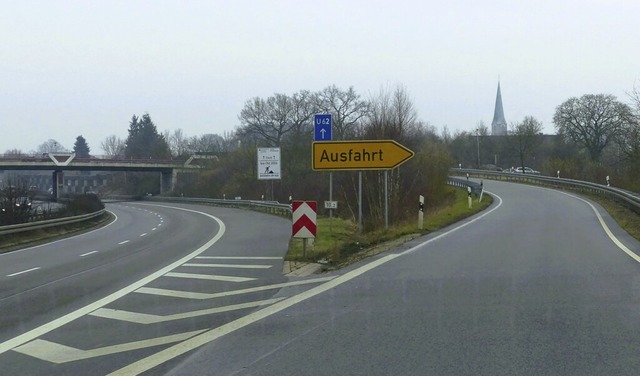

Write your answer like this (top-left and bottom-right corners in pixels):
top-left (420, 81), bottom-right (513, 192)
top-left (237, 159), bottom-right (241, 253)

top-left (475, 129), bottom-right (480, 168)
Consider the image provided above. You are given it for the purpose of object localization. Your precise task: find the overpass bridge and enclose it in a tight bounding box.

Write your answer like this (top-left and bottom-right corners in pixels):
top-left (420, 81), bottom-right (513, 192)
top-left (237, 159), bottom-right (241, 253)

top-left (0, 153), bottom-right (205, 198)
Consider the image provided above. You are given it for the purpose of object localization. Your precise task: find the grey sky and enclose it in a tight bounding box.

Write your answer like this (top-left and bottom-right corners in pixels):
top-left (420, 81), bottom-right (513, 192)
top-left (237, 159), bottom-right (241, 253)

top-left (1, 0), bottom-right (638, 154)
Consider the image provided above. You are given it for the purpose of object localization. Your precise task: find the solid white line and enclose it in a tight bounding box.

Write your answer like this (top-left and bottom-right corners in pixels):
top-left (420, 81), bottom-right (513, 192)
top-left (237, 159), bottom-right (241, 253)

top-left (13, 330), bottom-right (207, 364)
top-left (118, 240), bottom-right (130, 245)
top-left (134, 276), bottom-right (337, 300)
top-left (79, 251), bottom-right (98, 257)
top-left (164, 272), bottom-right (255, 282)
top-left (557, 190), bottom-right (640, 263)
top-left (182, 263), bottom-right (272, 269)
top-left (7, 267), bottom-right (41, 277)
top-left (0, 204), bottom-right (225, 355)
top-left (195, 256), bottom-right (282, 260)
top-left (90, 298), bottom-right (285, 324)
top-left (400, 191), bottom-right (503, 256)
top-left (108, 194), bottom-right (506, 375)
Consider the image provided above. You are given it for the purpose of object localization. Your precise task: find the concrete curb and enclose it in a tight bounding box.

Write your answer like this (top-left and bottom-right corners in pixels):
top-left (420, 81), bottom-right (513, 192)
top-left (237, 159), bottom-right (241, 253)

top-left (283, 261), bottom-right (323, 277)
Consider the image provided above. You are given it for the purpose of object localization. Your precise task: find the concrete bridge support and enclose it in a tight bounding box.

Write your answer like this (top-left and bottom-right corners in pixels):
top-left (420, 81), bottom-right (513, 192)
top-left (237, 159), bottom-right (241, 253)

top-left (52, 170), bottom-right (63, 201)
top-left (160, 170), bottom-right (177, 194)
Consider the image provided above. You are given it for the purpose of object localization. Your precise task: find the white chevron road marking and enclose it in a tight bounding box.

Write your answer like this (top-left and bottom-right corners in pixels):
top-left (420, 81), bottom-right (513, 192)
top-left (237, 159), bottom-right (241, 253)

top-left (89, 298), bottom-right (285, 324)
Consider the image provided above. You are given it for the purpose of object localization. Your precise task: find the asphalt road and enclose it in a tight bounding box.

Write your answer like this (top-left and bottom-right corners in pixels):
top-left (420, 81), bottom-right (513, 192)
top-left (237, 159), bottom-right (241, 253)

top-left (0, 201), bottom-right (300, 375)
top-left (158, 180), bottom-right (640, 376)
top-left (2, 180), bottom-right (640, 375)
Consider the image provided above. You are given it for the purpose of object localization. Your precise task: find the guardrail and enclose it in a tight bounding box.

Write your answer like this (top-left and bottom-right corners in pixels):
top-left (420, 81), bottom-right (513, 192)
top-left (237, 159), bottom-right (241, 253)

top-left (142, 196), bottom-right (292, 217)
top-left (0, 209), bottom-right (107, 236)
top-left (447, 177), bottom-right (484, 196)
top-left (450, 169), bottom-right (640, 215)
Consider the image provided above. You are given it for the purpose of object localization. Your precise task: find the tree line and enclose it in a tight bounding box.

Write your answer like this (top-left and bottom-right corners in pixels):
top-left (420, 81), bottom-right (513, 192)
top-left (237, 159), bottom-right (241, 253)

top-left (3, 83), bottom-right (639, 229)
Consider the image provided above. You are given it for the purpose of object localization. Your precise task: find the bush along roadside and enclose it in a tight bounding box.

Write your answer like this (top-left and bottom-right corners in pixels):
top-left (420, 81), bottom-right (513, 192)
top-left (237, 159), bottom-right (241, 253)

top-left (286, 187), bottom-right (493, 269)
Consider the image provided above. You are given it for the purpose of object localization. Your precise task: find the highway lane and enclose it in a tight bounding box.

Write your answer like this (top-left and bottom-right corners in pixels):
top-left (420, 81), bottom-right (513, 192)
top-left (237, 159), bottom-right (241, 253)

top-left (0, 203), bottom-right (218, 343)
top-left (159, 180), bottom-right (640, 376)
top-left (0, 201), bottom-right (310, 375)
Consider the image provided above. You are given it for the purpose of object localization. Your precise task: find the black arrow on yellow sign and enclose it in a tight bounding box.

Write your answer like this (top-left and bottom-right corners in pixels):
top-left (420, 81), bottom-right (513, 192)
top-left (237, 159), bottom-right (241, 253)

top-left (312, 140), bottom-right (415, 171)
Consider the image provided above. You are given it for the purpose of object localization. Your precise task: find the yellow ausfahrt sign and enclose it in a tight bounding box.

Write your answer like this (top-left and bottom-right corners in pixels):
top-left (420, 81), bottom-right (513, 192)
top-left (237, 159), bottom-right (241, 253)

top-left (312, 140), bottom-right (414, 171)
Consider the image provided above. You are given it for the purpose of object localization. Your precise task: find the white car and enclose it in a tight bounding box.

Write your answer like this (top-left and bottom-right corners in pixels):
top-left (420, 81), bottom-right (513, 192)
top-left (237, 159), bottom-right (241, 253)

top-left (515, 167), bottom-right (540, 174)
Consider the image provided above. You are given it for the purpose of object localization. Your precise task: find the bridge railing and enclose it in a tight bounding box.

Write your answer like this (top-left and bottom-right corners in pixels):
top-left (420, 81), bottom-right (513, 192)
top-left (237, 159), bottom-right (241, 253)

top-left (142, 196), bottom-right (292, 217)
top-left (0, 209), bottom-right (106, 236)
top-left (0, 154), bottom-right (186, 164)
top-left (451, 168), bottom-right (640, 215)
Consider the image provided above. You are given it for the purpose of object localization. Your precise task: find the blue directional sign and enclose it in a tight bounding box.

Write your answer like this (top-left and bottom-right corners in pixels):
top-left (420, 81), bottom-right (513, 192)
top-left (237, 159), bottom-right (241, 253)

top-left (314, 114), bottom-right (332, 141)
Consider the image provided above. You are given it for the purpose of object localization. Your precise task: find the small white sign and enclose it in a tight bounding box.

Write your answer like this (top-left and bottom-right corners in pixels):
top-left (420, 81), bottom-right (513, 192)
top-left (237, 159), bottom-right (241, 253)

top-left (324, 201), bottom-right (338, 209)
top-left (257, 148), bottom-right (281, 180)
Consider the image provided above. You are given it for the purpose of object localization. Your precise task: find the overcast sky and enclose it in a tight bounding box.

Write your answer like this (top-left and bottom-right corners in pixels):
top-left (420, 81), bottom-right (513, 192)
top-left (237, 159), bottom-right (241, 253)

top-left (1, 0), bottom-right (638, 154)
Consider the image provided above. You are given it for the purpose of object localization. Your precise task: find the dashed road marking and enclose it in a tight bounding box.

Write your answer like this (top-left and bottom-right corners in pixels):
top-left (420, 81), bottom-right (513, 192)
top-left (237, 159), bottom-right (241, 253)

top-left (80, 251), bottom-right (98, 257)
top-left (118, 240), bottom-right (130, 245)
top-left (7, 267), bottom-right (41, 277)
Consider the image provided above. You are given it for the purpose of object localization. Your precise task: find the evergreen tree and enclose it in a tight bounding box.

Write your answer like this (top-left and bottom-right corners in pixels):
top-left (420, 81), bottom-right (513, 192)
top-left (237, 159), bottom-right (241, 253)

top-left (124, 113), bottom-right (171, 159)
top-left (73, 135), bottom-right (91, 158)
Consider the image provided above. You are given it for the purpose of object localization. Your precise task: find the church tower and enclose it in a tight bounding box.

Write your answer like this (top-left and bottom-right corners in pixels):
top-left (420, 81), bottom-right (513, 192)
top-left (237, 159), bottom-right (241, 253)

top-left (491, 82), bottom-right (507, 135)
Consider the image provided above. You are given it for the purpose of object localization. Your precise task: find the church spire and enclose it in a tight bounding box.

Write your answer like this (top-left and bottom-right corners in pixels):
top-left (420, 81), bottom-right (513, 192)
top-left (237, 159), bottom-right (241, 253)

top-left (491, 81), bottom-right (507, 135)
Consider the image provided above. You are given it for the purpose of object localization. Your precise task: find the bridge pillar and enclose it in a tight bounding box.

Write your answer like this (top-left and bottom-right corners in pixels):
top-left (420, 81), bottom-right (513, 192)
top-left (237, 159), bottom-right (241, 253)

top-left (160, 170), bottom-right (177, 194)
top-left (52, 170), bottom-right (64, 201)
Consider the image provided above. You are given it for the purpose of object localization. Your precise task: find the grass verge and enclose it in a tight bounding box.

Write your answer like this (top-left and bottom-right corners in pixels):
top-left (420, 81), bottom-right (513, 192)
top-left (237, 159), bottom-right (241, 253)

top-left (286, 187), bottom-right (493, 268)
top-left (586, 195), bottom-right (640, 241)
top-left (0, 212), bottom-right (115, 254)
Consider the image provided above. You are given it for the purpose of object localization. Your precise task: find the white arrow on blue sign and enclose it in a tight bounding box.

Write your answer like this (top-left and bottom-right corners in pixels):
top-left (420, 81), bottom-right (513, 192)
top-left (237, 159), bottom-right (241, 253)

top-left (314, 114), bottom-right (332, 141)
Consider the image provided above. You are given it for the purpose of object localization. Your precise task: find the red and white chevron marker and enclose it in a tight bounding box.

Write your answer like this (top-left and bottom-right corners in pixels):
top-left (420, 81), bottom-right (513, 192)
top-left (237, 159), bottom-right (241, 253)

top-left (292, 201), bottom-right (317, 238)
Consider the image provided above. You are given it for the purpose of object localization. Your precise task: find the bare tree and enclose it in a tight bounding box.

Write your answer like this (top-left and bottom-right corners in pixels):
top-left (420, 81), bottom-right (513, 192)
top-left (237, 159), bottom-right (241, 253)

top-left (36, 139), bottom-right (66, 154)
top-left (166, 128), bottom-right (190, 158)
top-left (101, 135), bottom-right (125, 158)
top-left (553, 94), bottom-right (632, 162)
top-left (314, 85), bottom-right (369, 140)
top-left (507, 116), bottom-right (543, 171)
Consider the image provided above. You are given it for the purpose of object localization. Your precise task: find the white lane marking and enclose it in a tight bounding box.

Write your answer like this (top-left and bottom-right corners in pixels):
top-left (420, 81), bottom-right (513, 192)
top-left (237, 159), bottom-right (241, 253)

top-left (118, 240), bottom-right (130, 245)
top-left (0, 210), bottom-right (117, 256)
top-left (401, 191), bottom-right (503, 256)
top-left (182, 263), bottom-right (272, 269)
top-left (108, 193), bottom-right (506, 376)
top-left (195, 256), bottom-right (282, 260)
top-left (135, 276), bottom-right (337, 300)
top-left (140, 233), bottom-right (147, 237)
top-left (90, 298), bottom-right (285, 324)
top-left (0, 205), bottom-right (225, 355)
top-left (13, 330), bottom-right (207, 364)
top-left (158, 224), bottom-right (162, 227)
top-left (557, 190), bottom-right (640, 263)
top-left (164, 272), bottom-right (255, 282)
top-left (7, 267), bottom-right (41, 277)
top-left (80, 251), bottom-right (98, 257)
top-left (152, 228), bottom-right (157, 231)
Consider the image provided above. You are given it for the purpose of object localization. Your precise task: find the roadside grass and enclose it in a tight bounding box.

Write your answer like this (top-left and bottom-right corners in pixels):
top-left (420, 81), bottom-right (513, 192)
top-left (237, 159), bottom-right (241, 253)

top-left (286, 187), bottom-right (493, 266)
top-left (0, 212), bottom-right (114, 254)
top-left (586, 195), bottom-right (640, 241)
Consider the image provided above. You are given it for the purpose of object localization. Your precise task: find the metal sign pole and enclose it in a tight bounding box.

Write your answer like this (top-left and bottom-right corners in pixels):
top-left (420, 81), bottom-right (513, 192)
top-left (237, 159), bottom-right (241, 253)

top-left (384, 170), bottom-right (388, 229)
top-left (358, 171), bottom-right (363, 233)
top-left (329, 172), bottom-right (333, 233)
